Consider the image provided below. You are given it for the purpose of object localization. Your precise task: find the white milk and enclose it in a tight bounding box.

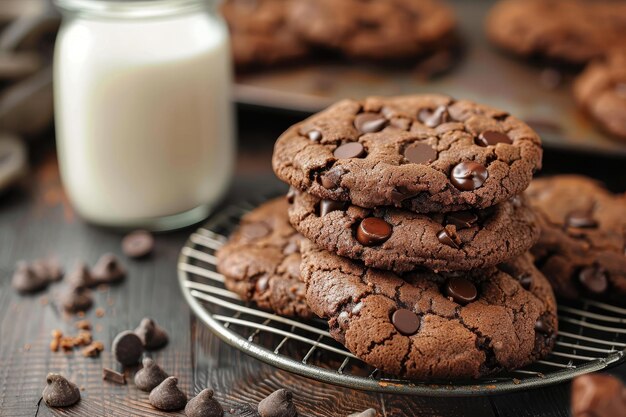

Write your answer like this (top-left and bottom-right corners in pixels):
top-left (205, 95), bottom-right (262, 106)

top-left (54, 1), bottom-right (234, 228)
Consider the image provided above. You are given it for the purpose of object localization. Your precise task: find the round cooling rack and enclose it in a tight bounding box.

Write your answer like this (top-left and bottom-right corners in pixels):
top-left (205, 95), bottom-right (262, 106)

top-left (177, 197), bottom-right (626, 397)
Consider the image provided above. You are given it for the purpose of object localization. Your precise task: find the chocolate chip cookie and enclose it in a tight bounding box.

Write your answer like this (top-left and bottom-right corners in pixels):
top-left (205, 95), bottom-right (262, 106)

top-left (289, 190), bottom-right (539, 273)
top-left (526, 175), bottom-right (626, 300)
top-left (485, 0), bottom-right (626, 65)
top-left (221, 0), bottom-right (309, 68)
top-left (273, 94), bottom-right (542, 213)
top-left (301, 240), bottom-right (557, 380)
top-left (287, 0), bottom-right (456, 60)
top-left (574, 50), bottom-right (626, 140)
top-left (216, 197), bottom-right (313, 319)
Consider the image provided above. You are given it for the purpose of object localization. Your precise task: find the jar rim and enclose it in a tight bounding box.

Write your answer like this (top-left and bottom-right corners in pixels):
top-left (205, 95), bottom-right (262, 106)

top-left (54, 0), bottom-right (215, 19)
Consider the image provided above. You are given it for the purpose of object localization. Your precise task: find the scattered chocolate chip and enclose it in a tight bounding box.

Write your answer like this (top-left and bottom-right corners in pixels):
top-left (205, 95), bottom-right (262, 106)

top-left (578, 265), bottom-right (608, 294)
top-left (59, 285), bottom-right (93, 313)
top-left (286, 187), bottom-right (297, 204)
top-left (333, 142), bottom-right (366, 159)
top-left (255, 274), bottom-right (270, 293)
top-left (437, 228), bottom-right (460, 249)
top-left (566, 210), bottom-right (598, 228)
top-left (149, 377), bottom-right (187, 411)
top-left (307, 129), bottom-right (322, 142)
top-left (445, 277), bottom-right (477, 305)
top-left (475, 131), bottom-right (512, 147)
top-left (122, 230), bottom-right (154, 258)
top-left (319, 199), bottom-right (348, 216)
top-left (571, 374), bottom-right (626, 417)
top-left (134, 317), bottom-right (169, 350)
top-left (185, 388), bottom-right (224, 417)
top-left (450, 161), bottom-right (488, 191)
top-left (66, 262), bottom-right (96, 288)
top-left (391, 309), bottom-right (420, 336)
top-left (348, 409), bottom-right (377, 417)
top-left (257, 389), bottom-right (297, 417)
top-left (135, 357), bottom-right (168, 392)
top-left (390, 186), bottom-right (418, 204)
top-left (445, 211), bottom-right (478, 229)
top-left (92, 254), bottom-right (126, 284)
top-left (534, 318), bottom-right (552, 336)
top-left (102, 368), bottom-right (126, 385)
top-left (241, 222), bottom-right (271, 240)
top-left (12, 261), bottom-right (48, 293)
top-left (418, 105), bottom-right (448, 127)
top-left (354, 112), bottom-right (387, 133)
top-left (33, 258), bottom-right (63, 282)
top-left (111, 330), bottom-right (143, 366)
top-left (42, 373), bottom-right (80, 407)
top-left (403, 143), bottom-right (437, 164)
top-left (356, 217), bottom-right (392, 246)
top-left (519, 274), bottom-right (533, 290)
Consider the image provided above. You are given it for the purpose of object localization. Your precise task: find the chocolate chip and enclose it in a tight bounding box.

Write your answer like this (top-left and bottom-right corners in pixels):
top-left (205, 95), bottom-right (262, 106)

top-left (475, 131), bottom-right (512, 147)
top-left (241, 222), bottom-right (271, 240)
top-left (391, 309), bottom-right (420, 336)
top-left (403, 143), bottom-right (437, 164)
top-left (318, 166), bottom-right (345, 189)
top-left (111, 330), bottom-right (143, 366)
top-left (348, 409), bottom-right (377, 417)
top-left (534, 318), bottom-right (552, 336)
top-left (333, 142), bottom-right (366, 159)
top-left (59, 284), bottom-right (93, 313)
top-left (149, 376), bottom-right (187, 411)
top-left (42, 373), bottom-right (81, 407)
top-left (257, 389), bottom-right (297, 417)
top-left (92, 254), bottom-right (126, 284)
top-left (519, 274), bottom-right (533, 290)
top-left (354, 112), bottom-right (387, 133)
top-left (437, 228), bottom-right (460, 248)
top-left (122, 230), bottom-right (154, 258)
top-left (356, 217), bottom-right (392, 246)
top-left (135, 357), bottom-right (168, 392)
top-left (418, 105), bottom-right (448, 127)
top-left (307, 129), bottom-right (322, 142)
top-left (450, 161), bottom-right (488, 191)
top-left (12, 261), bottom-right (48, 293)
top-left (566, 210), bottom-right (597, 228)
top-left (578, 265), bottom-right (608, 294)
top-left (102, 368), bottom-right (126, 385)
top-left (390, 186), bottom-right (418, 204)
top-left (134, 317), bottom-right (169, 350)
top-left (255, 274), bottom-right (270, 293)
top-left (319, 199), bottom-right (347, 216)
top-left (185, 388), bottom-right (224, 417)
top-left (33, 258), bottom-right (63, 282)
top-left (445, 277), bottom-right (477, 305)
top-left (286, 187), bottom-right (297, 204)
top-left (66, 262), bottom-right (96, 288)
top-left (445, 211), bottom-right (478, 229)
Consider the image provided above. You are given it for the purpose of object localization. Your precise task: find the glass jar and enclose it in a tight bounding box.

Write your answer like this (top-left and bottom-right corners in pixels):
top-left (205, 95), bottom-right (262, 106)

top-left (53, 0), bottom-right (234, 230)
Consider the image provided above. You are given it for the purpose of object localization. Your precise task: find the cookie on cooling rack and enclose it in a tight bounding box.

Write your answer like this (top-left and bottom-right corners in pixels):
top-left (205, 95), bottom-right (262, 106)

top-left (216, 196), bottom-right (313, 319)
top-left (526, 175), bottom-right (626, 300)
top-left (300, 240), bottom-right (557, 380)
top-left (272, 94), bottom-right (542, 213)
top-left (288, 190), bottom-right (539, 273)
top-left (574, 50), bottom-right (626, 141)
top-left (485, 0), bottom-right (626, 65)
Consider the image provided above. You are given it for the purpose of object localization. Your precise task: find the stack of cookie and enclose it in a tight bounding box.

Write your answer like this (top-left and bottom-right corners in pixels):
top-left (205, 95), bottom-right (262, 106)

top-left (218, 94), bottom-right (558, 380)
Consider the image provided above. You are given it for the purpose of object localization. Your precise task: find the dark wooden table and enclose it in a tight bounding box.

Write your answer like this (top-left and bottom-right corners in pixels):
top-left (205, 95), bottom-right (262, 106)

top-left (1, 108), bottom-right (625, 417)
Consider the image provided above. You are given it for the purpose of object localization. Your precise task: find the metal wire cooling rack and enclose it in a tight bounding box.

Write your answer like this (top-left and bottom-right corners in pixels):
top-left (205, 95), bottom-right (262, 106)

top-left (177, 198), bottom-right (626, 396)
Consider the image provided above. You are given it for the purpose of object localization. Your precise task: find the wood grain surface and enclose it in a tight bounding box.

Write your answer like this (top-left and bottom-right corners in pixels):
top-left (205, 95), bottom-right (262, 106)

top-left (1, 110), bottom-right (625, 417)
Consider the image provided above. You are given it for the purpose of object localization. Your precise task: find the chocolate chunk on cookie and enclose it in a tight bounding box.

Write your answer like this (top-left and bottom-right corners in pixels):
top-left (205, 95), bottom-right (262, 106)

top-left (574, 50), bottom-right (626, 141)
top-left (289, 191), bottom-right (539, 273)
top-left (216, 197), bottom-right (313, 319)
top-left (287, 0), bottom-right (456, 60)
top-left (301, 240), bottom-right (557, 380)
top-left (526, 175), bottom-right (626, 300)
top-left (272, 94), bottom-right (542, 213)
top-left (221, 0), bottom-right (309, 68)
top-left (485, 0), bottom-right (626, 65)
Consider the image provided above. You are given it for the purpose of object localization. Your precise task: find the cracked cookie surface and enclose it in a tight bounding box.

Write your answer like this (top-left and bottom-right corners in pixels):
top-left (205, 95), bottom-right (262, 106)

top-left (301, 240), bottom-right (557, 380)
top-left (272, 94), bottom-right (542, 213)
top-left (287, 0), bottom-right (456, 60)
top-left (485, 0), bottom-right (626, 65)
top-left (289, 191), bottom-right (539, 273)
top-left (216, 197), bottom-right (313, 319)
top-left (527, 175), bottom-right (626, 300)
top-left (574, 50), bottom-right (626, 141)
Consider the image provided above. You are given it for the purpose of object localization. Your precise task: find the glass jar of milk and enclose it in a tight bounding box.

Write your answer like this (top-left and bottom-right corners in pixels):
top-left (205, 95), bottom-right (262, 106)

top-left (53, 0), bottom-right (234, 230)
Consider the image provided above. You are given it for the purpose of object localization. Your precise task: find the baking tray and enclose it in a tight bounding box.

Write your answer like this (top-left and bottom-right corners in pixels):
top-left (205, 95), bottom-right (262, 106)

top-left (233, 0), bottom-right (626, 156)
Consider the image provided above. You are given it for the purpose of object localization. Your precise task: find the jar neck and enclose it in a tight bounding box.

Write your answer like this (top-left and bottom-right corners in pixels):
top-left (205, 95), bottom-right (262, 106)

top-left (54, 0), bottom-right (217, 20)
